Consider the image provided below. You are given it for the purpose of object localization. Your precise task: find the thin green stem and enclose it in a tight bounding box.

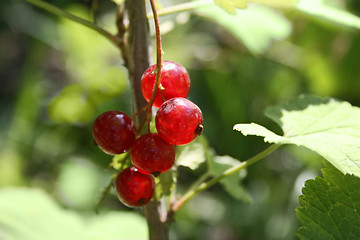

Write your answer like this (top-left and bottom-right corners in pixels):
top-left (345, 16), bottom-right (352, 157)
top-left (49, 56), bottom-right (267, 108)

top-left (147, 0), bottom-right (213, 18)
top-left (171, 144), bottom-right (279, 212)
top-left (188, 171), bottom-right (211, 191)
top-left (26, 0), bottom-right (119, 46)
top-left (95, 174), bottom-right (116, 213)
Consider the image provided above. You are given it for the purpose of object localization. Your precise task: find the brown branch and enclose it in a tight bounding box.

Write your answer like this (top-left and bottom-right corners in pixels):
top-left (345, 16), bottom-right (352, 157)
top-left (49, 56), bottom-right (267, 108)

top-left (125, 0), bottom-right (149, 126)
top-left (116, 3), bottom-right (129, 68)
top-left (125, 0), bottom-right (169, 239)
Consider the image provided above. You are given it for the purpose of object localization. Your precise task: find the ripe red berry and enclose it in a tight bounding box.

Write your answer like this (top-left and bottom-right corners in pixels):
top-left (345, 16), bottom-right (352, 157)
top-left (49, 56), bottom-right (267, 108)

top-left (92, 111), bottom-right (136, 155)
top-left (155, 97), bottom-right (203, 145)
top-left (141, 61), bottom-right (191, 108)
top-left (115, 167), bottom-right (155, 207)
top-left (131, 133), bottom-right (175, 175)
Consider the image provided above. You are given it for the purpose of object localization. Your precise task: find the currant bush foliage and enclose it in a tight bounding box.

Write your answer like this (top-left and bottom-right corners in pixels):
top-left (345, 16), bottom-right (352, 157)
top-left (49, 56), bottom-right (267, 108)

top-left (0, 188), bottom-right (148, 240)
top-left (200, 0), bottom-right (360, 55)
top-left (297, 0), bottom-right (360, 29)
top-left (213, 0), bottom-right (247, 14)
top-left (197, 5), bottom-right (291, 54)
top-left (48, 5), bottom-right (127, 124)
top-left (234, 95), bottom-right (360, 178)
top-left (296, 162), bottom-right (360, 240)
top-left (207, 155), bottom-right (251, 203)
top-left (176, 141), bottom-right (206, 170)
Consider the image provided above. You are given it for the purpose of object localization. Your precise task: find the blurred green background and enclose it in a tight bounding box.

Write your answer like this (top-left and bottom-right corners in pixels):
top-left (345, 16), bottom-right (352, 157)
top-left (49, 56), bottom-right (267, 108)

top-left (0, 0), bottom-right (359, 239)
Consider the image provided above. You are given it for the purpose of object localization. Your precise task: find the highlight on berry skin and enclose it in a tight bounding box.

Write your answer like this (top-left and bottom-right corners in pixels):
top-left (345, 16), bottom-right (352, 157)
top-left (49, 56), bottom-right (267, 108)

top-left (141, 61), bottom-right (191, 108)
top-left (131, 133), bottom-right (176, 175)
top-left (115, 167), bottom-right (155, 207)
top-left (92, 111), bottom-right (136, 155)
top-left (155, 97), bottom-right (203, 145)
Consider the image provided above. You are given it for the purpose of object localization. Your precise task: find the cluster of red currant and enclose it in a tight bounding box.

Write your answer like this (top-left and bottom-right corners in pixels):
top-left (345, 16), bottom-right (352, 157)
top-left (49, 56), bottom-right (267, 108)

top-left (92, 61), bottom-right (203, 207)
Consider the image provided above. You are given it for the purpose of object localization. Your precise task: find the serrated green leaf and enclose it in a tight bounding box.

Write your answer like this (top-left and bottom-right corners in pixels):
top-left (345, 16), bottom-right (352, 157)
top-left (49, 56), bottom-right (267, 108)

top-left (207, 155), bottom-right (252, 203)
top-left (214, 0), bottom-right (247, 14)
top-left (0, 188), bottom-right (148, 240)
top-left (297, 0), bottom-right (360, 29)
top-left (196, 5), bottom-right (291, 54)
top-left (176, 142), bottom-right (206, 170)
top-left (296, 162), bottom-right (360, 239)
top-left (233, 95), bottom-right (360, 178)
top-left (232, 123), bottom-right (284, 143)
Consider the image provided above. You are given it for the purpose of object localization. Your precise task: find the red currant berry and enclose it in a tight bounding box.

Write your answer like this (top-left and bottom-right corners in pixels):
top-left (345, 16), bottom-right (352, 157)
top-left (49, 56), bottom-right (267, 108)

top-left (155, 97), bottom-right (203, 145)
top-left (92, 111), bottom-right (136, 155)
top-left (115, 167), bottom-right (155, 207)
top-left (131, 133), bottom-right (175, 175)
top-left (141, 61), bottom-right (190, 108)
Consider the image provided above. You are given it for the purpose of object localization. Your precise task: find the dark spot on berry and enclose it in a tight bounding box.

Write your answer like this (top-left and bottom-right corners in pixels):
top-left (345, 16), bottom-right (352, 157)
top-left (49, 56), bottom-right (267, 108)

top-left (195, 123), bottom-right (203, 136)
top-left (152, 172), bottom-right (161, 177)
top-left (137, 198), bottom-right (147, 205)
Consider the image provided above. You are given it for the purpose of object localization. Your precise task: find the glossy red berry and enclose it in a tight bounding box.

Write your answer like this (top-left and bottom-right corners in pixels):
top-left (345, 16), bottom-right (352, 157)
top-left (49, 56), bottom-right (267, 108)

top-left (155, 97), bottom-right (203, 145)
top-left (131, 133), bottom-right (175, 175)
top-left (115, 167), bottom-right (155, 207)
top-left (141, 61), bottom-right (191, 108)
top-left (92, 111), bottom-right (136, 155)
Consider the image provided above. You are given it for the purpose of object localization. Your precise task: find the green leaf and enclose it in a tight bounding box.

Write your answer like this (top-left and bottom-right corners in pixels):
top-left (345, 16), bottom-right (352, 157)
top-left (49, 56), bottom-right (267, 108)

top-left (86, 66), bottom-right (128, 104)
top-left (196, 5), bottom-right (291, 54)
top-left (214, 0), bottom-right (247, 14)
top-left (48, 84), bottom-right (95, 124)
top-left (247, 0), bottom-right (295, 8)
top-left (0, 188), bottom-right (148, 240)
top-left (111, 153), bottom-right (131, 170)
top-left (297, 0), bottom-right (360, 29)
top-left (176, 141), bottom-right (206, 170)
top-left (233, 95), bottom-right (360, 178)
top-left (112, 0), bottom-right (125, 5)
top-left (58, 5), bottom-right (127, 103)
top-left (158, 169), bottom-right (175, 197)
top-left (207, 155), bottom-right (252, 203)
top-left (56, 157), bottom-right (100, 209)
top-left (296, 162), bottom-right (360, 239)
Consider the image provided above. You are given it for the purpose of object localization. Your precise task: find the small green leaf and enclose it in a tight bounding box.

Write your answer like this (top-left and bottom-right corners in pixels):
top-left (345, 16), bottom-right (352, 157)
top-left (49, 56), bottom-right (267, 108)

top-left (176, 142), bottom-right (206, 170)
top-left (158, 169), bottom-right (175, 197)
top-left (297, 0), bottom-right (360, 29)
top-left (214, 0), bottom-right (247, 14)
top-left (196, 5), bottom-right (291, 54)
top-left (111, 153), bottom-right (131, 170)
top-left (296, 162), bottom-right (360, 239)
top-left (0, 188), bottom-right (148, 240)
top-left (233, 95), bottom-right (360, 178)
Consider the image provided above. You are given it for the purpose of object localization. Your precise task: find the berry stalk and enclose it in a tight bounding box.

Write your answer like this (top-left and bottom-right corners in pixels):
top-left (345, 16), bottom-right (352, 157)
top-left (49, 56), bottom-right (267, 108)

top-left (171, 144), bottom-right (279, 212)
top-left (147, 0), bottom-right (163, 111)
